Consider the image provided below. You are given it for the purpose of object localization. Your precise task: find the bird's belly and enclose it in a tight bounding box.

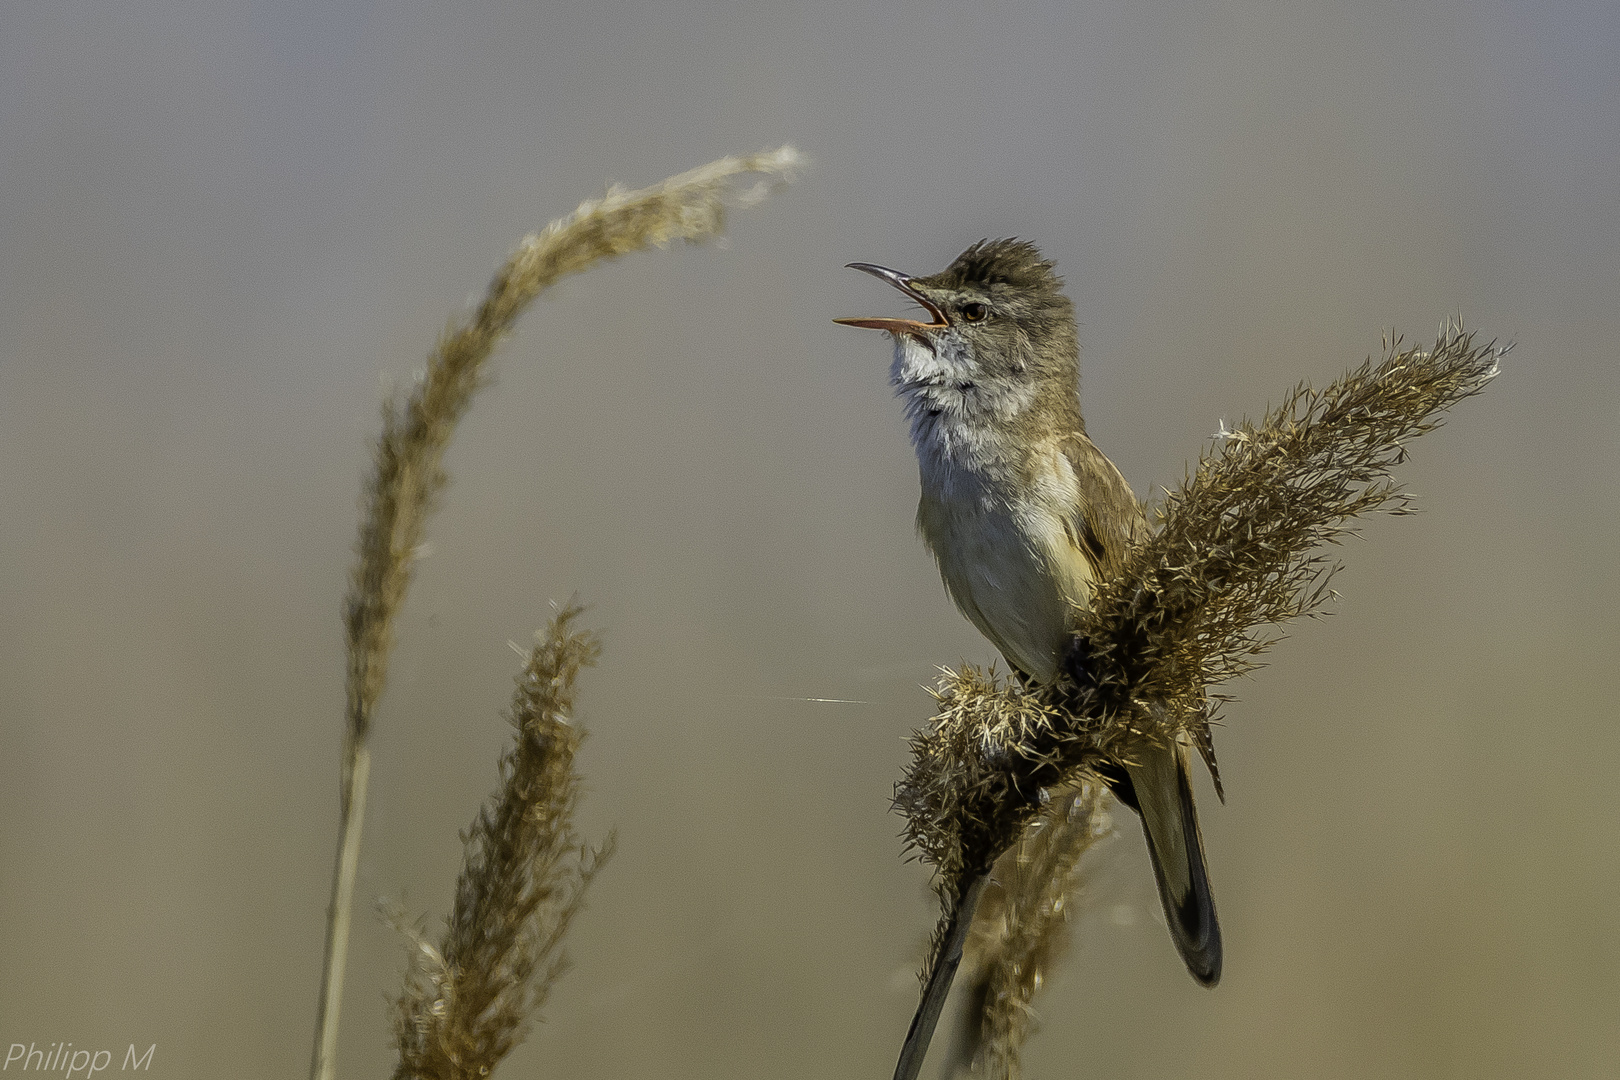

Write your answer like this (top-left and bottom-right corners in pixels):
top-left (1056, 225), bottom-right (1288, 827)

top-left (920, 495), bottom-right (1093, 685)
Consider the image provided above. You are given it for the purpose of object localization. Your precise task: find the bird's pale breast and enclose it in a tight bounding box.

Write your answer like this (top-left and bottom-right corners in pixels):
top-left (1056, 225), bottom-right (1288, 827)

top-left (916, 445), bottom-right (1095, 684)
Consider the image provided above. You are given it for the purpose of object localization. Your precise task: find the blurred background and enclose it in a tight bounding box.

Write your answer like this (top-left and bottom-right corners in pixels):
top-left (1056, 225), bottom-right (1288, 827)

top-left (2, 1), bottom-right (1617, 1077)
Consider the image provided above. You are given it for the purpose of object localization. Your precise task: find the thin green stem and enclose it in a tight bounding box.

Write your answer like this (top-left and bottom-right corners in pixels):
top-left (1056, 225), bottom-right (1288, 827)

top-left (311, 745), bottom-right (371, 1080)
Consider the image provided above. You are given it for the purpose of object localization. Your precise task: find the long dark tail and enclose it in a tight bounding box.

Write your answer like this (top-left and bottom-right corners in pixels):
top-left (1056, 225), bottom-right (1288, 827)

top-left (1097, 740), bottom-right (1222, 985)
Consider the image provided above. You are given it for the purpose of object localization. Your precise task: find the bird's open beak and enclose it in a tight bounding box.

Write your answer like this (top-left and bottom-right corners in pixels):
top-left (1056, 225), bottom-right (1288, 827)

top-left (833, 263), bottom-right (949, 335)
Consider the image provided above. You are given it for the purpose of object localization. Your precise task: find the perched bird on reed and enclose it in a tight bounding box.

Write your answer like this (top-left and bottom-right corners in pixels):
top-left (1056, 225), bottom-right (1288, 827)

top-left (836, 239), bottom-right (1221, 986)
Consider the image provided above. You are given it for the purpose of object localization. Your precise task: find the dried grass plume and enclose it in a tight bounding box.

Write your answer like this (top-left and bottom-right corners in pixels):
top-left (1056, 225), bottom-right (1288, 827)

top-left (949, 780), bottom-right (1115, 1079)
top-left (344, 144), bottom-right (802, 789)
top-left (389, 603), bottom-right (613, 1080)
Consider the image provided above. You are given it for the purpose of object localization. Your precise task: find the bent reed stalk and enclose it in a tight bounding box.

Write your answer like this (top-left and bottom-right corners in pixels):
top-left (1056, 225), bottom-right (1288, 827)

top-left (892, 327), bottom-right (1507, 1080)
top-left (311, 147), bottom-right (801, 1080)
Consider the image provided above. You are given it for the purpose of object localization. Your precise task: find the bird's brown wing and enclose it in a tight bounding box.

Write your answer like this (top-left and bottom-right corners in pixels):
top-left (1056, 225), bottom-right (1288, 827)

top-left (1060, 431), bottom-right (1225, 792)
top-left (1060, 431), bottom-right (1146, 580)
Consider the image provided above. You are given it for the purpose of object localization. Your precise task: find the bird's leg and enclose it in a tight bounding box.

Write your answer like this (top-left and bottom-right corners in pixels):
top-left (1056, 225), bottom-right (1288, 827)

top-left (1060, 633), bottom-right (1100, 690)
top-left (1058, 634), bottom-right (1142, 811)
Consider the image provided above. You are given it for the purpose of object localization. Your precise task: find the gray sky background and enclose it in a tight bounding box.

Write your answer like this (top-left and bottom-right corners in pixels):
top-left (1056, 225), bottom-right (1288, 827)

top-left (2, 1), bottom-right (1617, 1077)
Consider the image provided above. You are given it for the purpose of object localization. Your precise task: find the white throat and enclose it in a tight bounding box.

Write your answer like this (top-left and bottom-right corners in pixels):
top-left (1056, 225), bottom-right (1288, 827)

top-left (890, 333), bottom-right (1034, 483)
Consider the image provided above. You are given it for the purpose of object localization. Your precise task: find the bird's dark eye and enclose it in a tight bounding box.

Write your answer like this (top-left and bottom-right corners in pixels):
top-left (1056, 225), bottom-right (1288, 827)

top-left (959, 302), bottom-right (989, 323)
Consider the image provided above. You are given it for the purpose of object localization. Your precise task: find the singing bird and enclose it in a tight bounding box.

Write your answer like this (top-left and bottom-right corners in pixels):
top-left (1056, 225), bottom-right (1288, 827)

top-left (836, 239), bottom-right (1221, 986)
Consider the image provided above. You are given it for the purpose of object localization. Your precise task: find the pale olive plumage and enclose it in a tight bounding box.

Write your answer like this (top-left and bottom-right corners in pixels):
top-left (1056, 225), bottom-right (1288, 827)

top-left (837, 239), bottom-right (1221, 986)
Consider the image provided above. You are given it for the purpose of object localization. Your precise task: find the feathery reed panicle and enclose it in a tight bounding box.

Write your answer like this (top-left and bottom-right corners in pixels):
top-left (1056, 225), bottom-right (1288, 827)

top-left (895, 666), bottom-right (1065, 890)
top-left (343, 143), bottom-right (802, 788)
top-left (1080, 326), bottom-right (1507, 751)
top-left (390, 603), bottom-right (613, 1080)
top-left (949, 781), bottom-right (1114, 1080)
top-left (890, 326), bottom-right (1506, 1076)
top-left (313, 146), bottom-right (800, 1080)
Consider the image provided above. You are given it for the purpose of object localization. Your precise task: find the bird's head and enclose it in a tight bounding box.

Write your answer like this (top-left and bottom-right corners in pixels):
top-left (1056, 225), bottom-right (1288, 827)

top-left (835, 239), bottom-right (1079, 432)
